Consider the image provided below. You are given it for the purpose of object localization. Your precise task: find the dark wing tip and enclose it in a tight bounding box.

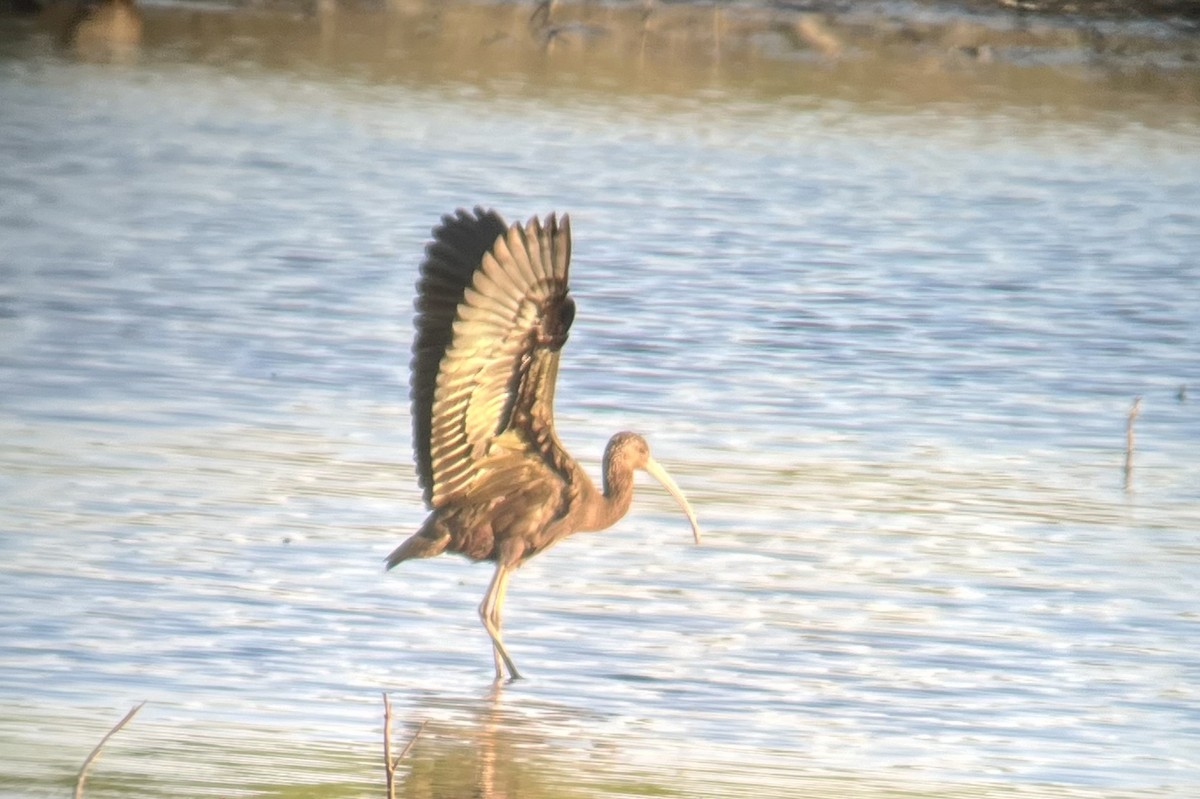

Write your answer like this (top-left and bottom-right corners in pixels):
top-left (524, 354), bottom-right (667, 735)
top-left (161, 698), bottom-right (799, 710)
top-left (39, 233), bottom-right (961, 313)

top-left (411, 207), bottom-right (510, 504)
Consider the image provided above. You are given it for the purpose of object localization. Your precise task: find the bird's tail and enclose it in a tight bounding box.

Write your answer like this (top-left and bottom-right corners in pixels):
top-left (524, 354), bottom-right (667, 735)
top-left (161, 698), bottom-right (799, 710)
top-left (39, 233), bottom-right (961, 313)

top-left (385, 522), bottom-right (450, 570)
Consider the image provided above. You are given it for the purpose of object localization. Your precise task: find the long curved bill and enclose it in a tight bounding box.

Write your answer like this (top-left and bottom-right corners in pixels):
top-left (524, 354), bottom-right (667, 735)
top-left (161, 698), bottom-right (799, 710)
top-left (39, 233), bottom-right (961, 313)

top-left (643, 455), bottom-right (702, 545)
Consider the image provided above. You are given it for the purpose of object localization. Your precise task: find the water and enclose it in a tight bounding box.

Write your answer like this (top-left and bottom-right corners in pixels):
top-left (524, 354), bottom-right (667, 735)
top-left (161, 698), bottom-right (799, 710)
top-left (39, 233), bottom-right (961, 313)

top-left (2, 7), bottom-right (1200, 798)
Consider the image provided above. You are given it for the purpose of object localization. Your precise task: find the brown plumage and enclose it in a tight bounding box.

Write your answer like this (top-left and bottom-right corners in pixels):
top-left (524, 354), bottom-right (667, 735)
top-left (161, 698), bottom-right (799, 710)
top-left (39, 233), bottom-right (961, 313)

top-left (387, 208), bottom-right (701, 681)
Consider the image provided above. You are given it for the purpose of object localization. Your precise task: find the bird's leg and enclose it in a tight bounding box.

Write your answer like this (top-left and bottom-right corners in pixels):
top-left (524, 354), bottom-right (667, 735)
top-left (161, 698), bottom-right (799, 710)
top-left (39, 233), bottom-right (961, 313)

top-left (490, 566), bottom-right (521, 680)
top-left (489, 564), bottom-right (511, 630)
top-left (479, 564), bottom-right (522, 681)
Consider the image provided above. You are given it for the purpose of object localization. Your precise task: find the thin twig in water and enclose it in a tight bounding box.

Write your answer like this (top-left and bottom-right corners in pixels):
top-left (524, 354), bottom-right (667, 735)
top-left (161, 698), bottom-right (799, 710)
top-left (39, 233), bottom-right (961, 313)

top-left (383, 693), bottom-right (426, 799)
top-left (1124, 395), bottom-right (1142, 492)
top-left (397, 719), bottom-right (426, 762)
top-left (75, 702), bottom-right (145, 799)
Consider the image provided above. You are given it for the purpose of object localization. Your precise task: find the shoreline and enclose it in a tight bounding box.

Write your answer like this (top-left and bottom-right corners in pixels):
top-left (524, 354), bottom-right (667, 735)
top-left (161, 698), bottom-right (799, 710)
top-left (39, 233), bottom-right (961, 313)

top-left (7, 0), bottom-right (1200, 113)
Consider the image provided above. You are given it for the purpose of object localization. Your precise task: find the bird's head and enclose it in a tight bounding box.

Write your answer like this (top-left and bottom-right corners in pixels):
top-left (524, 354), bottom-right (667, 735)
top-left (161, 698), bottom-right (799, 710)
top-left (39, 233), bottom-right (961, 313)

top-left (605, 432), bottom-right (702, 544)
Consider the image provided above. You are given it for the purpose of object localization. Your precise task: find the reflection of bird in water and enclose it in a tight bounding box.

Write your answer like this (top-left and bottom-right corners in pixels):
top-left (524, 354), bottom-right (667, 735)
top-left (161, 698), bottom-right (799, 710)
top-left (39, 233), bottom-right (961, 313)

top-left (387, 208), bottom-right (701, 681)
top-left (63, 0), bottom-right (142, 59)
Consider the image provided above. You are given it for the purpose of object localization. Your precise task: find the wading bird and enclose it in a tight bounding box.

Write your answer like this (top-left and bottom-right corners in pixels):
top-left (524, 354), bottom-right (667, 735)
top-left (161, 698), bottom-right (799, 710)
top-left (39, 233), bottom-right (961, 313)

top-left (386, 208), bottom-right (701, 681)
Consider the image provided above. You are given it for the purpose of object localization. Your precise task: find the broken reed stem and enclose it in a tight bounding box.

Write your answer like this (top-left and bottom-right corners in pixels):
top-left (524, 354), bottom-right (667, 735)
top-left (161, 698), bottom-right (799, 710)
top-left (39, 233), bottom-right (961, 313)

top-left (1124, 395), bottom-right (1142, 492)
top-left (75, 702), bottom-right (145, 799)
top-left (383, 693), bottom-right (396, 799)
top-left (383, 693), bottom-right (425, 799)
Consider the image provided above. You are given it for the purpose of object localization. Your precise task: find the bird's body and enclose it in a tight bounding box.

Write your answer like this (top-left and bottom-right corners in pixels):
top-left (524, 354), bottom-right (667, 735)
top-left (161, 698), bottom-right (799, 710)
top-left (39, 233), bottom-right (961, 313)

top-left (387, 208), bottom-right (700, 681)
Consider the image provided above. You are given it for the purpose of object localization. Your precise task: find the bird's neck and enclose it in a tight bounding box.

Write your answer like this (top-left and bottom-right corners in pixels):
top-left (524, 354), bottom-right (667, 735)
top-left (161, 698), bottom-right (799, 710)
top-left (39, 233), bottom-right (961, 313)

top-left (578, 455), bottom-right (635, 532)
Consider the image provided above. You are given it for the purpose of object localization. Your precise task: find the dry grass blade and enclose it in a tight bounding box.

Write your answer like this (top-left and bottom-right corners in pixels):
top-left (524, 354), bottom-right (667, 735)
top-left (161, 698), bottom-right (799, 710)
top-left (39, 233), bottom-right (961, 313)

top-left (74, 702), bottom-right (146, 799)
top-left (383, 692), bottom-right (426, 799)
top-left (1124, 395), bottom-right (1142, 492)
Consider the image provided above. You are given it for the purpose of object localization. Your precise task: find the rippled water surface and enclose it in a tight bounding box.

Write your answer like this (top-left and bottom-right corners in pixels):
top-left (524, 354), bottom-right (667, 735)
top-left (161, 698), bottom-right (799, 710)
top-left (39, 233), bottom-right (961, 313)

top-left (2, 12), bottom-right (1200, 799)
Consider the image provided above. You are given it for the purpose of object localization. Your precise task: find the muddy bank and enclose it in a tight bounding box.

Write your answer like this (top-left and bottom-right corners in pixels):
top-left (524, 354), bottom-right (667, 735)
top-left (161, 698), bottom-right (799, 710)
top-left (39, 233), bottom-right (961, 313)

top-left (925, 0), bottom-right (1199, 22)
top-left (7, 0), bottom-right (1200, 113)
top-left (424, 0), bottom-right (1200, 70)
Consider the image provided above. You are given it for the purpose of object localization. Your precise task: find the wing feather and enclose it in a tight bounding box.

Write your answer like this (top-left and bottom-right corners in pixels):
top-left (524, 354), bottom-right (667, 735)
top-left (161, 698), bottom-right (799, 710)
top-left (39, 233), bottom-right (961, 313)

top-left (410, 208), bottom-right (574, 508)
top-left (411, 208), bottom-right (509, 504)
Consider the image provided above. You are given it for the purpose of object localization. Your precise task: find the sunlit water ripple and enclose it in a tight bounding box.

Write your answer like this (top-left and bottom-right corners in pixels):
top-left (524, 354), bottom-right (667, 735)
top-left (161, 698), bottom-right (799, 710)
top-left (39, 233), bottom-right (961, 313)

top-left (1, 34), bottom-right (1199, 799)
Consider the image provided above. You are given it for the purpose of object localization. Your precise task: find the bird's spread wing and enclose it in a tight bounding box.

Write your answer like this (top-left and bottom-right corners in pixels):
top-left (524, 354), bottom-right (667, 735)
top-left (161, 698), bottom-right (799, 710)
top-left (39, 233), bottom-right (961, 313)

top-left (411, 208), bottom-right (574, 508)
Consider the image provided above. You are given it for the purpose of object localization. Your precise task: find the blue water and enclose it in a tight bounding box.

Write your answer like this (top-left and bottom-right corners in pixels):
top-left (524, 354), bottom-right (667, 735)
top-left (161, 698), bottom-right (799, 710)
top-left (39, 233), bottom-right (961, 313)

top-left (1, 16), bottom-right (1199, 799)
